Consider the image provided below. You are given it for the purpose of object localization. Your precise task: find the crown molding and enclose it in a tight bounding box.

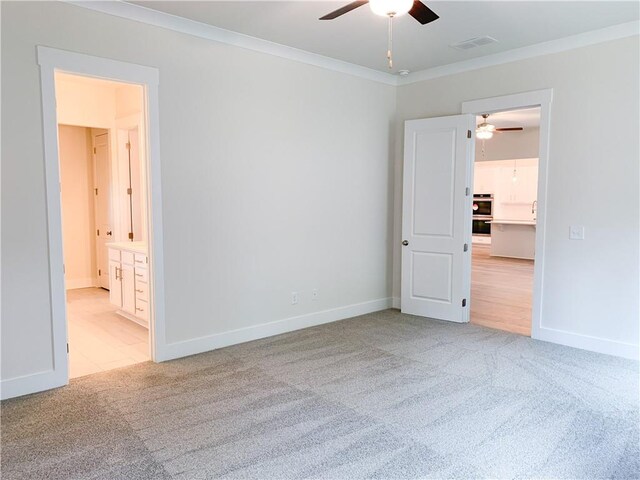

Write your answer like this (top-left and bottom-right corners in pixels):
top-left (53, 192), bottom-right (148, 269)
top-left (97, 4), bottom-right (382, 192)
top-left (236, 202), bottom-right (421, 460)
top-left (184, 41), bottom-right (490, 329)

top-left (398, 20), bottom-right (640, 86)
top-left (64, 1), bottom-right (399, 86)
top-left (64, 2), bottom-right (638, 89)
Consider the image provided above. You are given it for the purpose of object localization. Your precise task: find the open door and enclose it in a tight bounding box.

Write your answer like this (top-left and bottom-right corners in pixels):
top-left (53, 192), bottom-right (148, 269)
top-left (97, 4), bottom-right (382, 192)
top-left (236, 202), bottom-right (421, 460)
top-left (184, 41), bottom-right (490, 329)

top-left (401, 114), bottom-right (475, 322)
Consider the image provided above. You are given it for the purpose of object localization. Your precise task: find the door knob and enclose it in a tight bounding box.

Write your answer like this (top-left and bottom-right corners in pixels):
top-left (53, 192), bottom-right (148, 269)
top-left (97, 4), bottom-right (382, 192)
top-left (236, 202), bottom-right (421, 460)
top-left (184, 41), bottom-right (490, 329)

top-left (106, 231), bottom-right (112, 236)
top-left (402, 240), bottom-right (409, 246)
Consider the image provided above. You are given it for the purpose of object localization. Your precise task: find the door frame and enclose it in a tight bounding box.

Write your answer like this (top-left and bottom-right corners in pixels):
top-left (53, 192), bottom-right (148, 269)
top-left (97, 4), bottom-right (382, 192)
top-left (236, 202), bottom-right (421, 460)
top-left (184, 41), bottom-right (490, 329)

top-left (462, 88), bottom-right (553, 341)
top-left (37, 46), bottom-right (167, 392)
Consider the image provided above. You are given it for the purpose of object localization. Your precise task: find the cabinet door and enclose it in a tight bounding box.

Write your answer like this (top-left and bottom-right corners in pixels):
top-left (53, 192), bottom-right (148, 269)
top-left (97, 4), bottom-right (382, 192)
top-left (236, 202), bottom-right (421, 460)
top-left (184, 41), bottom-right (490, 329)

top-left (109, 261), bottom-right (122, 307)
top-left (121, 263), bottom-right (136, 315)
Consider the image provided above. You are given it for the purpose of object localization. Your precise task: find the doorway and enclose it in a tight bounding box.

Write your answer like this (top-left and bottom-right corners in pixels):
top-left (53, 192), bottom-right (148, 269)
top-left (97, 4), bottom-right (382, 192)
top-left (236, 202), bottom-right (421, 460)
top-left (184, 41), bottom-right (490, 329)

top-left (470, 108), bottom-right (540, 335)
top-left (56, 72), bottom-right (151, 378)
top-left (400, 89), bottom-right (551, 340)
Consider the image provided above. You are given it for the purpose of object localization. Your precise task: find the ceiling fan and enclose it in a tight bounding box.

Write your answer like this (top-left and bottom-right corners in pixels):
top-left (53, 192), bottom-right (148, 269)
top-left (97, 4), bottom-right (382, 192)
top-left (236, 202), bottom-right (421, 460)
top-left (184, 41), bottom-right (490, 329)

top-left (476, 114), bottom-right (524, 140)
top-left (320, 0), bottom-right (439, 25)
top-left (320, 0), bottom-right (439, 69)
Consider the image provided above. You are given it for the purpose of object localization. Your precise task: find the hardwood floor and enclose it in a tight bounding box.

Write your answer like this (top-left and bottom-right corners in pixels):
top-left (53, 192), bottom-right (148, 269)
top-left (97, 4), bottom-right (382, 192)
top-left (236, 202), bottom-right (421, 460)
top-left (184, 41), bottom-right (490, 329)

top-left (470, 243), bottom-right (533, 336)
top-left (67, 288), bottom-right (149, 378)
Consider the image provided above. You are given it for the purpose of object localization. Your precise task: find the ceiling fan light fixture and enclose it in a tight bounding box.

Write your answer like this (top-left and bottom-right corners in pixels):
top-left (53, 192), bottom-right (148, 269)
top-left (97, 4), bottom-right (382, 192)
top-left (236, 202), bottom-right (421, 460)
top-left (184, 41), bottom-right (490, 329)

top-left (476, 130), bottom-right (493, 140)
top-left (369, 0), bottom-right (413, 17)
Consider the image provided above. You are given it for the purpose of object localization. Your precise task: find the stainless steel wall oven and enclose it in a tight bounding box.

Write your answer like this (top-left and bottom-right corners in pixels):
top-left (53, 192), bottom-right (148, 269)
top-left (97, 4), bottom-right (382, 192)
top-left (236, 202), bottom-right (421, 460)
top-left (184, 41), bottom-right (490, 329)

top-left (472, 194), bottom-right (493, 236)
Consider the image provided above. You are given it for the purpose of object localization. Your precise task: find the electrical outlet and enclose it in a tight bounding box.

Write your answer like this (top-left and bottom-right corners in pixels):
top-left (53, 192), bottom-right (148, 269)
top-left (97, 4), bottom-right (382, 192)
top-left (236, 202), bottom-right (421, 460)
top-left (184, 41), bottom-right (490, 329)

top-left (569, 225), bottom-right (585, 240)
top-left (312, 289), bottom-right (318, 301)
top-left (291, 292), bottom-right (298, 305)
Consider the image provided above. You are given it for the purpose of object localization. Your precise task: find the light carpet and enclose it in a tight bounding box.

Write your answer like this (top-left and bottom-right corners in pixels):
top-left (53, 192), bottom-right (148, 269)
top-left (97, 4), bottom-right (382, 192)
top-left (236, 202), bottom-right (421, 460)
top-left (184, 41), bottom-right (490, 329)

top-left (2, 309), bottom-right (638, 479)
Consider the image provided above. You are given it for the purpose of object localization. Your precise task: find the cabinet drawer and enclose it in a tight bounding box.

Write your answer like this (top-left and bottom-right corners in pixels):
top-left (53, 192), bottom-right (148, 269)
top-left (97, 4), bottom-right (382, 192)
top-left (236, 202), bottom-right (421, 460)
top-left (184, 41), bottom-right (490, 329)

top-left (134, 298), bottom-right (149, 320)
top-left (134, 253), bottom-right (148, 265)
top-left (134, 266), bottom-right (148, 283)
top-left (108, 248), bottom-right (121, 262)
top-left (121, 251), bottom-right (134, 265)
top-left (134, 281), bottom-right (149, 302)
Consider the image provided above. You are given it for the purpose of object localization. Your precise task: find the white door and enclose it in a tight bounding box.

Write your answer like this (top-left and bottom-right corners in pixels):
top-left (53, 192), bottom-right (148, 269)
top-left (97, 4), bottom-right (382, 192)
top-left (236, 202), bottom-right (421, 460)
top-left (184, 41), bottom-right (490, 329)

top-left (94, 132), bottom-right (112, 289)
top-left (401, 114), bottom-right (475, 322)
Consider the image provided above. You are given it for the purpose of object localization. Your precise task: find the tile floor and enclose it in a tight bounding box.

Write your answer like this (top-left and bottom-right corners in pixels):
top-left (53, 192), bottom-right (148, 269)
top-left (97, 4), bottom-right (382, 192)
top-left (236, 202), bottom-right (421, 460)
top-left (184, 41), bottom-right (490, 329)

top-left (67, 287), bottom-right (149, 378)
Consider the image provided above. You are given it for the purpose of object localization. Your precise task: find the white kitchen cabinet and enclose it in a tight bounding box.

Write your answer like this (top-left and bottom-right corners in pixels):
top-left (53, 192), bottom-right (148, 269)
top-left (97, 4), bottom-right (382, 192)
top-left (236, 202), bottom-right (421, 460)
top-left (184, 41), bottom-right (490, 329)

top-left (107, 242), bottom-right (149, 328)
top-left (473, 162), bottom-right (496, 194)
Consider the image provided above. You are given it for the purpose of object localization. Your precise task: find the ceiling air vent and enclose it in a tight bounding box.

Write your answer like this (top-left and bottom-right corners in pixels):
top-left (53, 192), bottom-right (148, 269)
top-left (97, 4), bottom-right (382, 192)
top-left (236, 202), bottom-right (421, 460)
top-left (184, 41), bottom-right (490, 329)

top-left (450, 36), bottom-right (498, 51)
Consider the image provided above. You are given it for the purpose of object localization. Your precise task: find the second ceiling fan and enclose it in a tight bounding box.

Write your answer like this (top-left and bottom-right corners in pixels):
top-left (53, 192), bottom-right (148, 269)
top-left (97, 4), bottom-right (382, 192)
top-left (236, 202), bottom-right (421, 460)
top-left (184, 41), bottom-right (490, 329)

top-left (476, 114), bottom-right (524, 140)
top-left (320, 1), bottom-right (440, 69)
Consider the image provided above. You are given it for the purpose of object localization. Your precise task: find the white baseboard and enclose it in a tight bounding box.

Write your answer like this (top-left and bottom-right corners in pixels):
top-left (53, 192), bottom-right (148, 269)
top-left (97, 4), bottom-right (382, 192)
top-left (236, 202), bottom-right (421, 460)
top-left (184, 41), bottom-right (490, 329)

top-left (0, 369), bottom-right (67, 401)
top-left (65, 278), bottom-right (96, 290)
top-left (157, 297), bottom-right (393, 362)
top-left (392, 297), bottom-right (401, 309)
top-left (536, 326), bottom-right (639, 360)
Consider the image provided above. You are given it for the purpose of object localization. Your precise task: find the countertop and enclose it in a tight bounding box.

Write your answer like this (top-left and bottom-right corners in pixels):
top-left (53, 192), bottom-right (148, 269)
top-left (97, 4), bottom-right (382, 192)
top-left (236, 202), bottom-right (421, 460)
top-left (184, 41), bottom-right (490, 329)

top-left (488, 219), bottom-right (537, 226)
top-left (106, 241), bottom-right (148, 254)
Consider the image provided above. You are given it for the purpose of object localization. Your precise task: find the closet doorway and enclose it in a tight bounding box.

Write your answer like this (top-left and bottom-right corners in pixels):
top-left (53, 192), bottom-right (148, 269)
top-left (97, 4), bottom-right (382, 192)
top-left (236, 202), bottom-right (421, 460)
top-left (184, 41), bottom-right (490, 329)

top-left (56, 72), bottom-right (151, 378)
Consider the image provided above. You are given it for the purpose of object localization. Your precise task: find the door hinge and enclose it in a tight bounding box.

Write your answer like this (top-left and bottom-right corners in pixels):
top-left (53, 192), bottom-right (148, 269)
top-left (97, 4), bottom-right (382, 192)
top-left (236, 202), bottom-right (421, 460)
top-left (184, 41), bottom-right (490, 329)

top-left (126, 142), bottom-right (131, 150)
top-left (128, 232), bottom-right (134, 240)
top-left (463, 243), bottom-right (469, 252)
top-left (127, 188), bottom-right (132, 195)
top-left (67, 343), bottom-right (69, 353)
top-left (465, 187), bottom-right (470, 196)
top-left (97, 229), bottom-right (100, 236)
top-left (95, 188), bottom-right (98, 196)
top-left (462, 298), bottom-right (467, 307)
top-left (98, 269), bottom-right (101, 276)
top-left (93, 147), bottom-right (96, 154)
top-left (467, 130), bottom-right (472, 139)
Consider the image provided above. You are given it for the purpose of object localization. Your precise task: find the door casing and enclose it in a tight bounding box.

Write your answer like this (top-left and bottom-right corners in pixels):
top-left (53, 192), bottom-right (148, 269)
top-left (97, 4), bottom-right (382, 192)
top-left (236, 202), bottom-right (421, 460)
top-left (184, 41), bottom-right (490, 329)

top-left (462, 89), bottom-right (553, 341)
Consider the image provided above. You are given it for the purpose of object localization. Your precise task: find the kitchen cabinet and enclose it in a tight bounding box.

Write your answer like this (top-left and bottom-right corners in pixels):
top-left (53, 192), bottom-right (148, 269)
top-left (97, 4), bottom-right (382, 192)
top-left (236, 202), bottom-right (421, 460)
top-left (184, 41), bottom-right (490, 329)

top-left (107, 242), bottom-right (149, 328)
top-left (490, 220), bottom-right (536, 260)
top-left (473, 162), bottom-right (497, 194)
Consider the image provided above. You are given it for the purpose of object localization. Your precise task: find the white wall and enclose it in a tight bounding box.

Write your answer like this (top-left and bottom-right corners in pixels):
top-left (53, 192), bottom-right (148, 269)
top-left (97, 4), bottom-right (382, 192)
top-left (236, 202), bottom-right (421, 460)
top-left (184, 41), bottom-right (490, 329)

top-left (58, 125), bottom-right (96, 289)
top-left (1, 2), bottom-right (396, 383)
top-left (55, 75), bottom-right (116, 128)
top-left (394, 36), bottom-right (639, 357)
top-left (476, 127), bottom-right (539, 161)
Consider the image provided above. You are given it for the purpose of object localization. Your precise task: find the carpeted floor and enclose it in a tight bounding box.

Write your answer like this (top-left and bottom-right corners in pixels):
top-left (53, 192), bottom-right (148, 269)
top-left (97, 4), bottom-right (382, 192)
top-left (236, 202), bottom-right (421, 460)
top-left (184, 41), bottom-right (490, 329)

top-left (2, 309), bottom-right (638, 479)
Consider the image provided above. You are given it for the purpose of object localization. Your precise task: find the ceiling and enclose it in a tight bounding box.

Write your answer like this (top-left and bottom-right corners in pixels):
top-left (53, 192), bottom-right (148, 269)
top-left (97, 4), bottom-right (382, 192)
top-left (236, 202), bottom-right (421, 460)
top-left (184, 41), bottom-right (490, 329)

top-left (129, 1), bottom-right (639, 74)
top-left (479, 107), bottom-right (540, 129)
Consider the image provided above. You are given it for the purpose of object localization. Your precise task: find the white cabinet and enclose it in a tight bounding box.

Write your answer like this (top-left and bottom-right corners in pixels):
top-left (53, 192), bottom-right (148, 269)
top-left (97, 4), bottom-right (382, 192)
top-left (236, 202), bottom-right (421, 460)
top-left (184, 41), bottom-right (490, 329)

top-left (107, 243), bottom-right (149, 328)
top-left (476, 158), bottom-right (538, 221)
top-left (473, 162), bottom-right (497, 195)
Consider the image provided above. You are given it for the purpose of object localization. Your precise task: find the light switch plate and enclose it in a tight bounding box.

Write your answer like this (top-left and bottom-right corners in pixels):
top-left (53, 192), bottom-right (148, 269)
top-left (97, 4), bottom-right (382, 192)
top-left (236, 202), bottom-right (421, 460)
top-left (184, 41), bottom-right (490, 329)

top-left (569, 225), bottom-right (585, 240)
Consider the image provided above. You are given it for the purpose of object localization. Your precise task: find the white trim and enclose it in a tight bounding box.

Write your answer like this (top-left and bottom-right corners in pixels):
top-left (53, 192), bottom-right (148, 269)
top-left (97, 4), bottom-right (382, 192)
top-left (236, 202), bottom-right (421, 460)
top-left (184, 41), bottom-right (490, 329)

top-left (33, 46), bottom-right (168, 399)
top-left (61, 3), bottom-right (638, 88)
top-left (64, 0), bottom-right (397, 86)
top-left (537, 327), bottom-right (639, 361)
top-left (158, 298), bottom-right (393, 362)
top-left (65, 278), bottom-right (96, 290)
top-left (1, 371), bottom-right (63, 401)
top-left (462, 89), bottom-right (552, 347)
top-left (398, 21), bottom-right (640, 85)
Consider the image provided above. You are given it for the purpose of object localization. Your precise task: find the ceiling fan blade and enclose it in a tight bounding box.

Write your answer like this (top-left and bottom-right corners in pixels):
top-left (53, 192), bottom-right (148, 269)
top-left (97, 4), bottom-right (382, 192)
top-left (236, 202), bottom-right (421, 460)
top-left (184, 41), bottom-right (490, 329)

top-left (495, 127), bottom-right (524, 131)
top-left (408, 1), bottom-right (439, 25)
top-left (320, 1), bottom-right (369, 20)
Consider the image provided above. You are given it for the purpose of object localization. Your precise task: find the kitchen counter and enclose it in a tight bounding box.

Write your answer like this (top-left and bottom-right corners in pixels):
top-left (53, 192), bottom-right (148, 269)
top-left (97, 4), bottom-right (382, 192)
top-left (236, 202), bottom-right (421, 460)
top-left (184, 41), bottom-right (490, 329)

top-left (106, 241), bottom-right (148, 254)
top-left (489, 219), bottom-right (536, 226)
top-left (490, 221), bottom-right (536, 260)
